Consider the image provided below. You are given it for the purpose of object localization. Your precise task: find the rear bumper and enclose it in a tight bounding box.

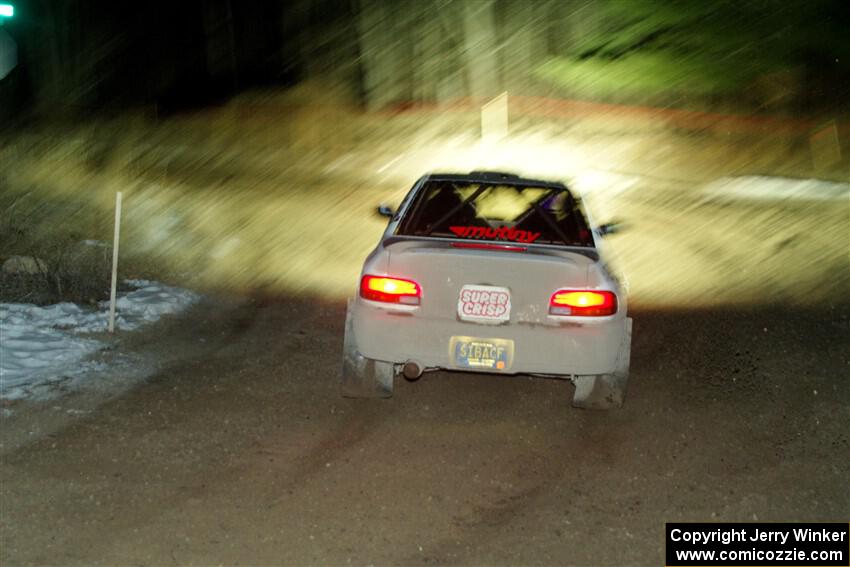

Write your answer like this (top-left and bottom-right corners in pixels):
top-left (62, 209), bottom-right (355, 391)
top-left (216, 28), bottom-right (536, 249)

top-left (351, 299), bottom-right (629, 375)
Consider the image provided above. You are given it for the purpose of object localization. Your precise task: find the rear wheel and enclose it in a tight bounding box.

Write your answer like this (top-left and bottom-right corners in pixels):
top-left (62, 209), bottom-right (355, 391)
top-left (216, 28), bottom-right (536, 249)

top-left (341, 300), bottom-right (395, 398)
top-left (572, 317), bottom-right (632, 409)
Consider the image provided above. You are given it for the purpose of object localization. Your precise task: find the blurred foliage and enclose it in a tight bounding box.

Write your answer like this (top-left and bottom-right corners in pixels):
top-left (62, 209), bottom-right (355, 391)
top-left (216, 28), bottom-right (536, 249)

top-left (536, 0), bottom-right (850, 106)
top-left (536, 53), bottom-right (748, 100)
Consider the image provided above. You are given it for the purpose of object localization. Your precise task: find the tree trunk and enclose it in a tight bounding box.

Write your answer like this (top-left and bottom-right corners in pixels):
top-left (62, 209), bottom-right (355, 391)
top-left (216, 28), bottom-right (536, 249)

top-left (462, 0), bottom-right (499, 99)
top-left (356, 0), bottom-right (409, 109)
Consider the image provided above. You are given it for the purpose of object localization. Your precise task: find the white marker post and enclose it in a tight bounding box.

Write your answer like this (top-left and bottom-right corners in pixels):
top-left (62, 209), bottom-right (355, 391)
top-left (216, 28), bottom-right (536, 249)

top-left (108, 191), bottom-right (123, 333)
top-left (481, 91), bottom-right (508, 142)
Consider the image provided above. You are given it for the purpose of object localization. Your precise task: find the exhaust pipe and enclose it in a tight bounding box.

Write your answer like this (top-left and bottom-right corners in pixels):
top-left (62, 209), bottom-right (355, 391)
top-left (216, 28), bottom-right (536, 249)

top-left (402, 360), bottom-right (423, 381)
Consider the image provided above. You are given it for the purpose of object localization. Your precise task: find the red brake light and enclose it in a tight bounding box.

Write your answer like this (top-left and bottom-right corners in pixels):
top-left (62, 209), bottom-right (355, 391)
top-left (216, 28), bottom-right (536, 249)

top-left (451, 242), bottom-right (527, 252)
top-left (360, 275), bottom-right (421, 305)
top-left (549, 290), bottom-right (617, 316)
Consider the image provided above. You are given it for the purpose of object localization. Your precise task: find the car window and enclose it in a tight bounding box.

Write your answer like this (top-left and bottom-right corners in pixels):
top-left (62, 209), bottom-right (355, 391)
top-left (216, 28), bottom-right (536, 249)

top-left (396, 181), bottom-right (594, 247)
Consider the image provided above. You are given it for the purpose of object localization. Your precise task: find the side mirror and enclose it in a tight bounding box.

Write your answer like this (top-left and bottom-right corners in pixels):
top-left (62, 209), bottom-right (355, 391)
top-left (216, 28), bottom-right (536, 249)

top-left (376, 204), bottom-right (395, 218)
top-left (596, 222), bottom-right (624, 236)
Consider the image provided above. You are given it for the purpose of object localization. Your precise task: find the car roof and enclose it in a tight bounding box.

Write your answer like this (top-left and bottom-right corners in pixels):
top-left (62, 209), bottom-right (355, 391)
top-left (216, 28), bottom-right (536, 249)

top-left (424, 171), bottom-right (568, 190)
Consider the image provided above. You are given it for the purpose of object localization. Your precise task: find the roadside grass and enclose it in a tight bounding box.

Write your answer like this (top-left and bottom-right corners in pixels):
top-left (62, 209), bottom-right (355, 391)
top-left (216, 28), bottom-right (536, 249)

top-left (0, 87), bottom-right (847, 306)
top-left (0, 186), bottom-right (114, 305)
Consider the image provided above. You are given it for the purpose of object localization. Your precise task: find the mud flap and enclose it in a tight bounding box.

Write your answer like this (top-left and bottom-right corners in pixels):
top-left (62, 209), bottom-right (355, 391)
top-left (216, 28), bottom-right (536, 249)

top-left (341, 299), bottom-right (394, 398)
top-left (572, 317), bottom-right (632, 409)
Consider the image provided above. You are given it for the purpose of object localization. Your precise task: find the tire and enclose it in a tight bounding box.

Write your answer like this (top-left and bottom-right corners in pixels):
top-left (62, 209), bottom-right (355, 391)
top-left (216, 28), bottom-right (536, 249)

top-left (340, 299), bottom-right (395, 398)
top-left (572, 317), bottom-right (632, 409)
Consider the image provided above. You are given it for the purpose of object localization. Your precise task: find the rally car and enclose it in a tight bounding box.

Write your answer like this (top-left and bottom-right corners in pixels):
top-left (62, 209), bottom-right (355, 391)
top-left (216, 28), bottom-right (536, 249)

top-left (341, 171), bottom-right (632, 409)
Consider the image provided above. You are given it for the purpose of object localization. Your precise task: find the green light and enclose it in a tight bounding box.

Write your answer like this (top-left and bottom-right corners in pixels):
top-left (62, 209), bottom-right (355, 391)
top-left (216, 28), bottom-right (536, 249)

top-left (0, 4), bottom-right (13, 18)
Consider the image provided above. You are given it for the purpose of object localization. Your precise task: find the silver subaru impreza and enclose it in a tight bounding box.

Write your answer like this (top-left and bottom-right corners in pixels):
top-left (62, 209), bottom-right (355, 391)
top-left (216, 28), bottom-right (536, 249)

top-left (342, 171), bottom-right (632, 409)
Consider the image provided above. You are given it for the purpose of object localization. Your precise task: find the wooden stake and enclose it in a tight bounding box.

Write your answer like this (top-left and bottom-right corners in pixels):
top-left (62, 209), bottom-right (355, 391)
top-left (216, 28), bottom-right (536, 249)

top-left (108, 191), bottom-right (122, 333)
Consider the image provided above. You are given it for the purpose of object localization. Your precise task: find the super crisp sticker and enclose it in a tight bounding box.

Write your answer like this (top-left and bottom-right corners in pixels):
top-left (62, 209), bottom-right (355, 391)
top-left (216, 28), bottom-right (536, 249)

top-left (457, 285), bottom-right (511, 324)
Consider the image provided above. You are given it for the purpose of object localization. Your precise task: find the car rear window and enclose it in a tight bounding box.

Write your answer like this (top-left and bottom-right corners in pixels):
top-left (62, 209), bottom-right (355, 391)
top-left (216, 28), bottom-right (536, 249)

top-left (396, 181), bottom-right (594, 247)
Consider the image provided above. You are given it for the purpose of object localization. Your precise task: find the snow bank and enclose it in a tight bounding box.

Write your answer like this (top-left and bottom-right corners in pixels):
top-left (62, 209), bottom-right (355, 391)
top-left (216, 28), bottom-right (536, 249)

top-left (0, 280), bottom-right (200, 400)
top-left (702, 176), bottom-right (849, 202)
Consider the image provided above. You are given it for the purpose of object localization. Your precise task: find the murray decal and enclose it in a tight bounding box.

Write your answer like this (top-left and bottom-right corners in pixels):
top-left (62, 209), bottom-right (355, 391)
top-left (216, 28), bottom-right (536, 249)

top-left (449, 226), bottom-right (540, 244)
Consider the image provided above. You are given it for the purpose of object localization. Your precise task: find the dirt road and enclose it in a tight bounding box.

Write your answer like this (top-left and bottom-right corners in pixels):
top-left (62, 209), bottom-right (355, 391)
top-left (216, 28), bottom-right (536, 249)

top-left (2, 286), bottom-right (848, 565)
top-left (2, 108), bottom-right (849, 564)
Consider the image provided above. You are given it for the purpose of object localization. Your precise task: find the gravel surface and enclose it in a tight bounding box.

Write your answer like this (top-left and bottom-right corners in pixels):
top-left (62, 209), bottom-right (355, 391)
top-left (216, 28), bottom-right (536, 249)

top-left (1, 289), bottom-right (848, 565)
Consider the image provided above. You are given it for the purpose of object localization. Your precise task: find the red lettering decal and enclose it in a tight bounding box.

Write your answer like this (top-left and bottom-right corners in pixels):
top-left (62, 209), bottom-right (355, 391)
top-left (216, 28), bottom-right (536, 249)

top-left (449, 226), bottom-right (543, 244)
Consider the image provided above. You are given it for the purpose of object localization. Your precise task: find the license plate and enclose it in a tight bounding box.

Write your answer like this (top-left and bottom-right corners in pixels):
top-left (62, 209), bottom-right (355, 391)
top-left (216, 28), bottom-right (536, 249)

top-left (449, 336), bottom-right (514, 372)
top-left (457, 284), bottom-right (511, 324)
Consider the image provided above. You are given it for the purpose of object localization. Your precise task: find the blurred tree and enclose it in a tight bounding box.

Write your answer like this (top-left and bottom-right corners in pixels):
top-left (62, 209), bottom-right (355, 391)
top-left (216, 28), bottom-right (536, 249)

top-left (6, 0), bottom-right (848, 118)
top-left (461, 0), bottom-right (498, 97)
top-left (535, 0), bottom-right (850, 110)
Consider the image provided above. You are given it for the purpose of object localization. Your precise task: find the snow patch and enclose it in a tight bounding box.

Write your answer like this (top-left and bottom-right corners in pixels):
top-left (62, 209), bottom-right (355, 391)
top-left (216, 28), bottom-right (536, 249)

top-left (0, 280), bottom-right (200, 400)
top-left (702, 176), bottom-right (850, 202)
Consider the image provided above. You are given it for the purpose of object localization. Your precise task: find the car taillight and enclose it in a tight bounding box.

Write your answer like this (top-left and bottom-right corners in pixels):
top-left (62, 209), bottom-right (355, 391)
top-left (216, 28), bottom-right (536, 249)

top-left (549, 290), bottom-right (617, 316)
top-left (360, 275), bottom-right (421, 305)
